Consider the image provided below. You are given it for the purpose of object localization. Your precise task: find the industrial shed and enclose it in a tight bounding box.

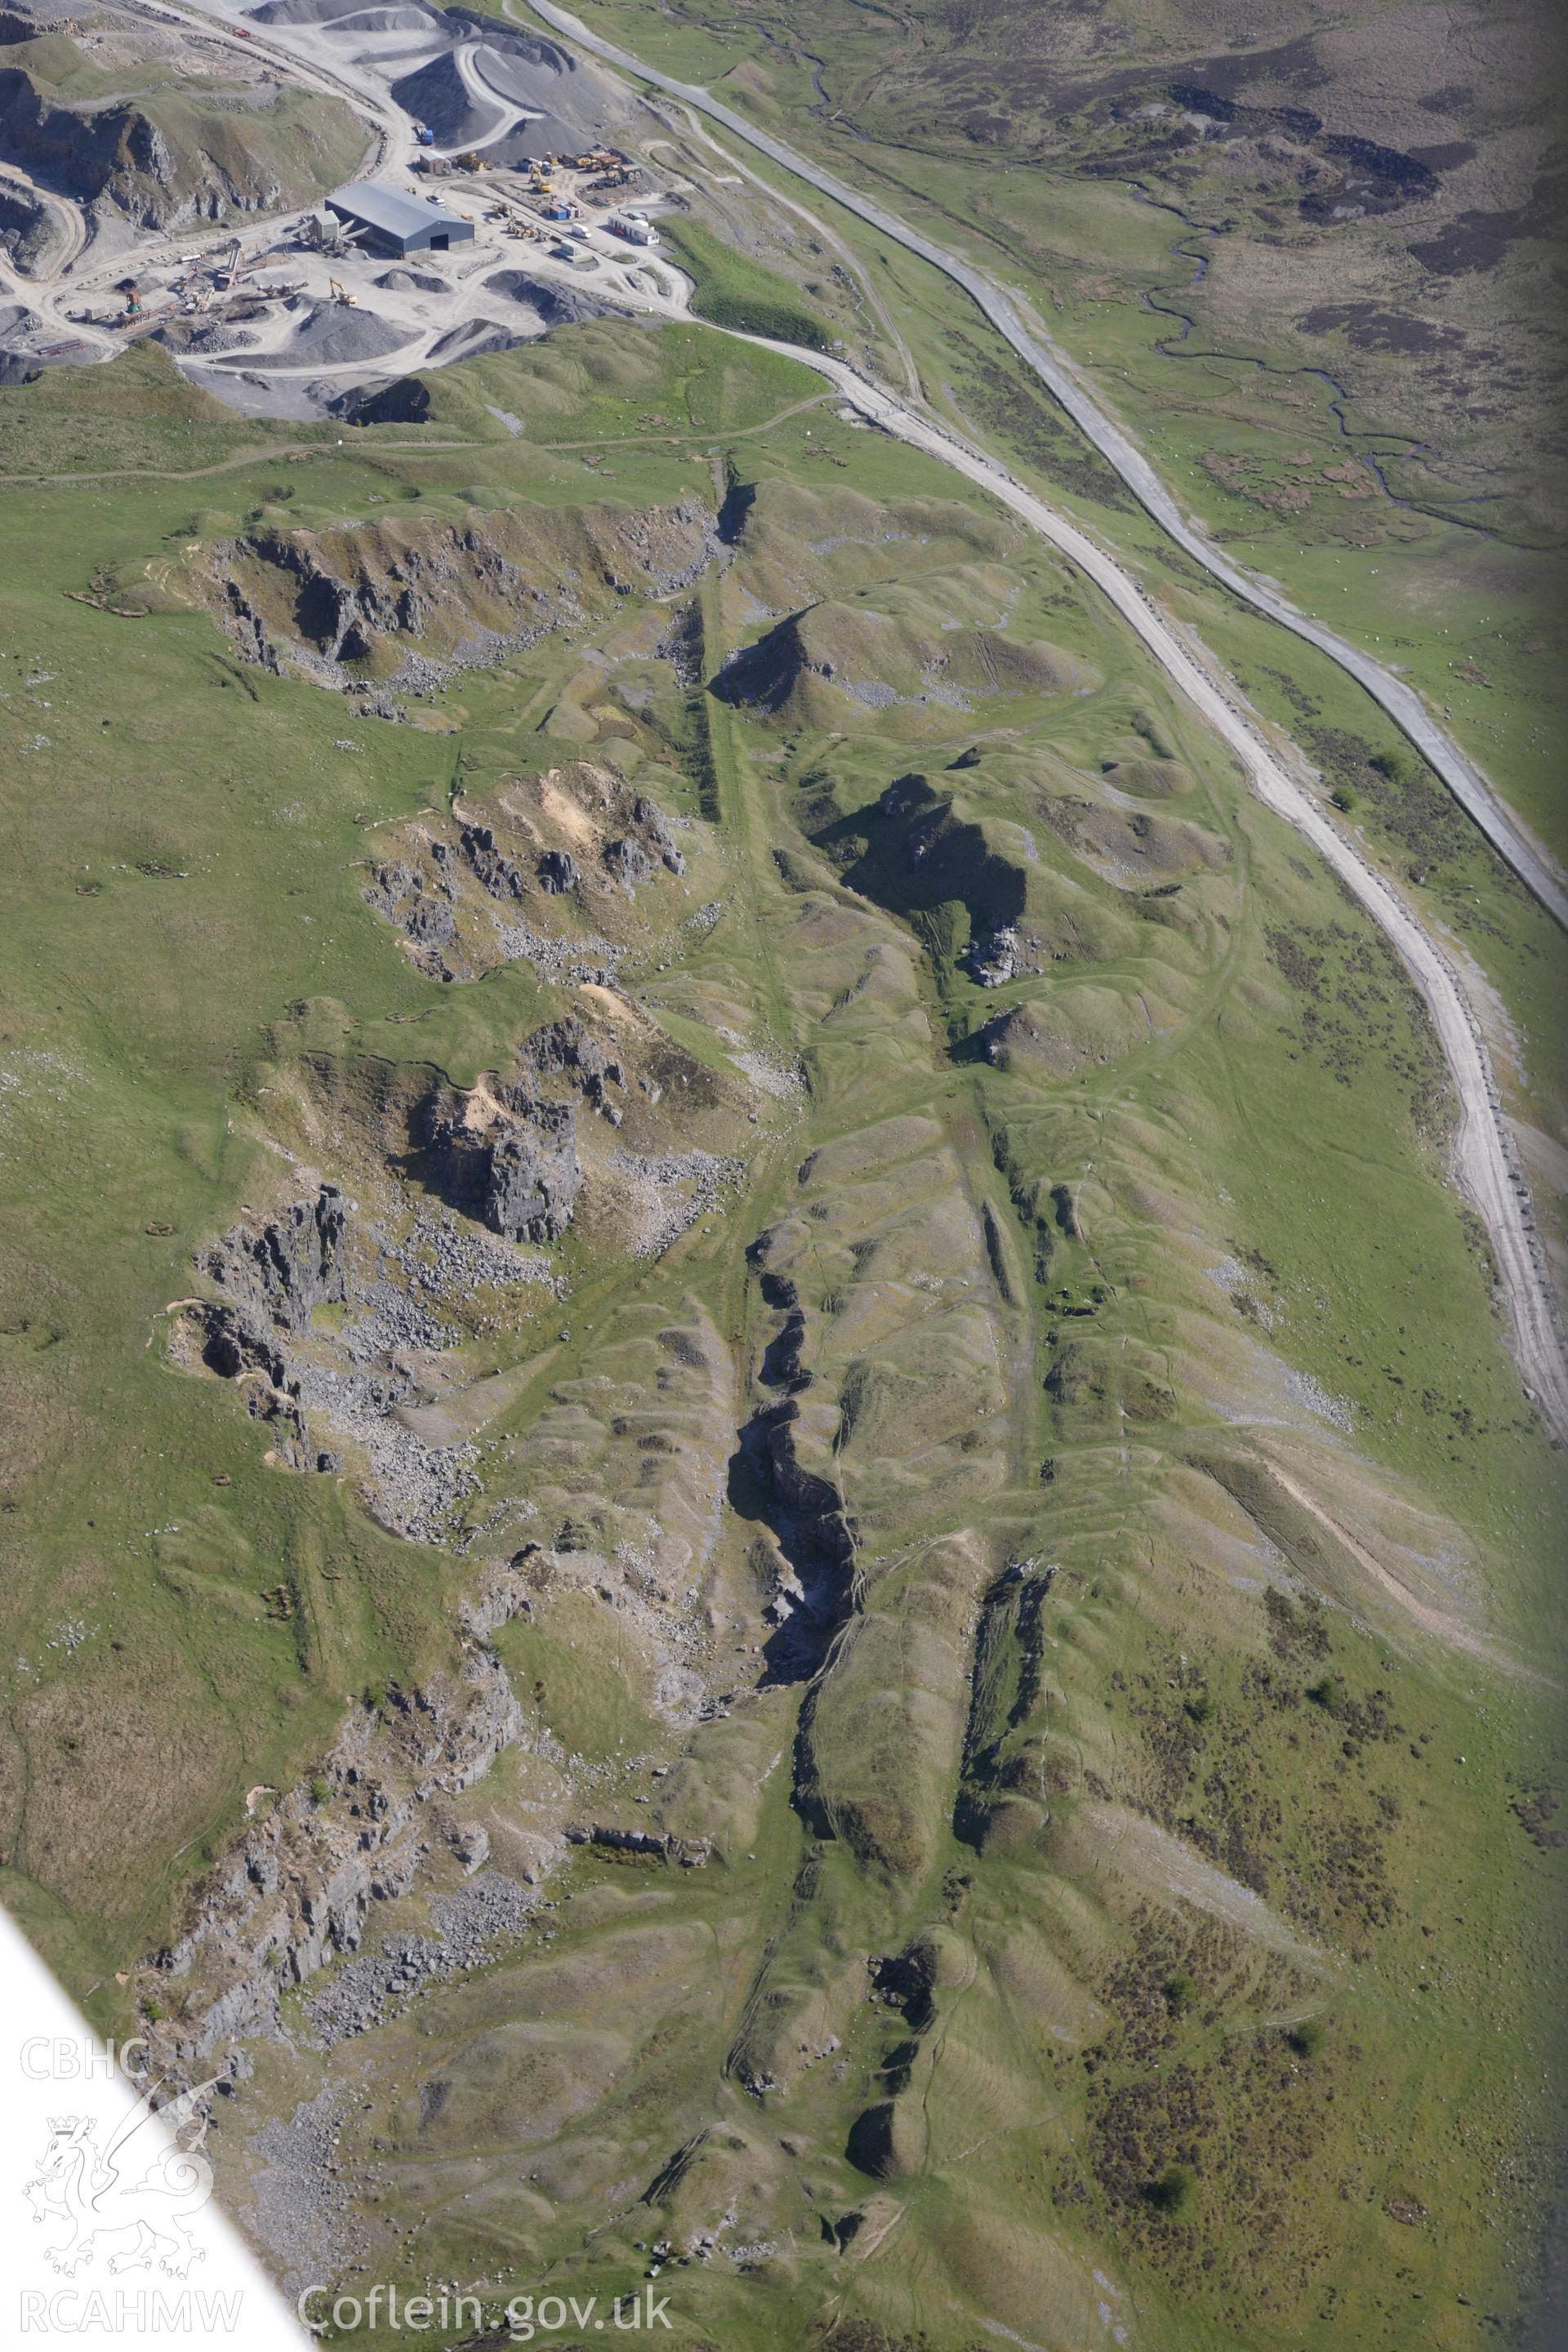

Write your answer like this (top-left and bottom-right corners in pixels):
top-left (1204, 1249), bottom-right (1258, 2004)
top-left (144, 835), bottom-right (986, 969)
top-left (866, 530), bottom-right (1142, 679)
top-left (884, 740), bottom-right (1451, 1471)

top-left (326, 181), bottom-right (474, 259)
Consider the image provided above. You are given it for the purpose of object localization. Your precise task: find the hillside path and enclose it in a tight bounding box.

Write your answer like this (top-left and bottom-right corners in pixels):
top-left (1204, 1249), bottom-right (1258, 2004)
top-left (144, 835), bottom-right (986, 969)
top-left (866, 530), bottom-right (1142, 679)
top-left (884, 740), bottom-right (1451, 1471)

top-left (525, 0), bottom-right (1568, 933)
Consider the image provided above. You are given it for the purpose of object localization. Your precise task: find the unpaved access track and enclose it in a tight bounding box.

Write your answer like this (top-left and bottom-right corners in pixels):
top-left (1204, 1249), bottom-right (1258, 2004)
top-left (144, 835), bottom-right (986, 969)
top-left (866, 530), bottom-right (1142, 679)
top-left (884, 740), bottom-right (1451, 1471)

top-left (0, 0), bottom-right (697, 411)
top-left (760, 347), bottom-right (1568, 1448)
top-left (510, 0), bottom-right (1568, 1446)
top-left (8, 0), bottom-right (1561, 1443)
top-left (524, 0), bottom-right (1568, 938)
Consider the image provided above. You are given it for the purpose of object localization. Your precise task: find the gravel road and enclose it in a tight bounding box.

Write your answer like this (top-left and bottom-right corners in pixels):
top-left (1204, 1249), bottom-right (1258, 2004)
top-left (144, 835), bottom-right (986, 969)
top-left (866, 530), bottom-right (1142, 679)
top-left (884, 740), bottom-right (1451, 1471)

top-left (778, 348), bottom-right (1568, 1445)
top-left (526, 0), bottom-right (1568, 934)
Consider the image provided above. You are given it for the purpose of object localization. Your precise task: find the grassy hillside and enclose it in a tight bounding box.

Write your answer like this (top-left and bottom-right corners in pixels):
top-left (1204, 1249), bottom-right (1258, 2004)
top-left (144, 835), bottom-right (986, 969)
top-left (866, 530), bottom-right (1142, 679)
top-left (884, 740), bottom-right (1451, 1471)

top-left (0, 13), bottom-right (370, 230)
top-left (0, 316), bottom-right (1561, 2351)
top-left (658, 212), bottom-right (837, 348)
top-left (555, 0), bottom-right (1568, 884)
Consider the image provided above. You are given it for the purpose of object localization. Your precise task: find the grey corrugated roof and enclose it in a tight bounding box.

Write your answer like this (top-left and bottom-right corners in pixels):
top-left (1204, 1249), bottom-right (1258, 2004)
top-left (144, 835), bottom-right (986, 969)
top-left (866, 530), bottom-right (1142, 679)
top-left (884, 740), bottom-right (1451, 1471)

top-left (327, 181), bottom-right (463, 237)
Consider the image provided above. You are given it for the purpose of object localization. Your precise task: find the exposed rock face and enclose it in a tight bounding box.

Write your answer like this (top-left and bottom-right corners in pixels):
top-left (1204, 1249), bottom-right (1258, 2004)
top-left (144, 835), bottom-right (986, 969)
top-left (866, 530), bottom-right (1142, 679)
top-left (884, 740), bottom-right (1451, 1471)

top-left (169, 1018), bottom-right (633, 1526)
top-left (0, 178), bottom-right (56, 272)
top-left (363, 769), bottom-right (697, 988)
top-left (528, 1016), bottom-right (624, 1123)
top-left (752, 1397), bottom-right (855, 1573)
top-left (602, 835), bottom-right (653, 891)
top-left (484, 1111), bottom-right (581, 1242)
top-left (564, 1822), bottom-right (711, 1867)
top-left (602, 792), bottom-right (687, 893)
top-left (363, 856), bottom-right (464, 978)
top-left (0, 66), bottom-right (172, 212)
top-left (729, 1391), bottom-right (856, 1679)
top-left (460, 822), bottom-right (528, 902)
top-left (634, 795), bottom-right (687, 875)
top-left (135, 1651), bottom-right (532, 2079)
top-left (172, 1131), bottom-right (575, 1538)
top-left (219, 530), bottom-right (445, 679)
top-left (967, 924), bottom-right (1019, 987)
top-left (0, 55), bottom-right (341, 232)
top-left (448, 1821), bottom-right (490, 1874)
top-left (202, 1185), bottom-right (349, 1334)
top-left (171, 1187), bottom-right (350, 1469)
top-left (203, 497), bottom-right (724, 699)
top-left (759, 1303), bottom-right (808, 1392)
top-left (537, 849), bottom-right (578, 894)
top-left (421, 1082), bottom-right (581, 1243)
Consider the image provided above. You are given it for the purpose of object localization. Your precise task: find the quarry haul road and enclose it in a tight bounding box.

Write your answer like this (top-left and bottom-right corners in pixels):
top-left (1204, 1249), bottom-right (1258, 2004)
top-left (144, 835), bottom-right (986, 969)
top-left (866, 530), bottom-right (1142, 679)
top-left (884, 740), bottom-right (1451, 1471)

top-left (27, 3), bottom-right (1557, 1446)
top-left (524, 0), bottom-right (1568, 938)
top-left (758, 350), bottom-right (1568, 1450)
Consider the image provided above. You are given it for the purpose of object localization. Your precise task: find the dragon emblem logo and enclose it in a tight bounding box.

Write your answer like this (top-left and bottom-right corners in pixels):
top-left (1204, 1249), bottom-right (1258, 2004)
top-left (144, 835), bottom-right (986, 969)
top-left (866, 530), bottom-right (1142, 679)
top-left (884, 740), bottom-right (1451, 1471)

top-left (24, 2074), bottom-right (220, 2278)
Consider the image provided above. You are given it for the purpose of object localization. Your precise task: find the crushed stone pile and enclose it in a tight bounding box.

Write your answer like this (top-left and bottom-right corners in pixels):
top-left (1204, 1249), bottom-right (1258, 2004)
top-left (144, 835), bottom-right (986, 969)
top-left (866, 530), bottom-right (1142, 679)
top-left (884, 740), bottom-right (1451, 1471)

top-left (216, 301), bottom-right (413, 369)
top-left (484, 266), bottom-right (611, 327)
top-left (305, 1871), bottom-right (536, 2046)
top-left (376, 265), bottom-right (449, 293)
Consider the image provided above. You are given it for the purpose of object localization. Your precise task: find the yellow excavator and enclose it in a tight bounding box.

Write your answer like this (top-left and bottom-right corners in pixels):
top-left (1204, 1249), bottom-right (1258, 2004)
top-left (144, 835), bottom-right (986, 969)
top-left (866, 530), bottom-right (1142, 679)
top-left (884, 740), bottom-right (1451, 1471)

top-left (327, 278), bottom-right (357, 306)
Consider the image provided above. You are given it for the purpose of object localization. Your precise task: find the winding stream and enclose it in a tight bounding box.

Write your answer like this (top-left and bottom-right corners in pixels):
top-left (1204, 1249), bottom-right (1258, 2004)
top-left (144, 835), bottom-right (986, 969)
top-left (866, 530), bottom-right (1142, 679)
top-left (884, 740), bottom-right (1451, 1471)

top-left (523, 0), bottom-right (1568, 935)
top-left (1127, 187), bottom-right (1502, 526)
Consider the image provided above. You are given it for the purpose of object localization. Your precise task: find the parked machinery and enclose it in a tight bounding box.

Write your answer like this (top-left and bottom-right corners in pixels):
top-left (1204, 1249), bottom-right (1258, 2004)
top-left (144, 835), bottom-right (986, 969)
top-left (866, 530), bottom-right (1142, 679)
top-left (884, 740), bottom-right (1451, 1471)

top-left (301, 207), bottom-right (349, 252)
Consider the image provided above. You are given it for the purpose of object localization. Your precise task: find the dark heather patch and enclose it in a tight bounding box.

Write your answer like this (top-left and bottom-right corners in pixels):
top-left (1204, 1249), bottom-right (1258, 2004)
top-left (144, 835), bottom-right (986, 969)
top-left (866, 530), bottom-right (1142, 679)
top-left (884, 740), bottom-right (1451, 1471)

top-left (1409, 209), bottom-right (1527, 274)
top-left (1297, 303), bottom-right (1463, 355)
top-left (1404, 141), bottom-right (1476, 171)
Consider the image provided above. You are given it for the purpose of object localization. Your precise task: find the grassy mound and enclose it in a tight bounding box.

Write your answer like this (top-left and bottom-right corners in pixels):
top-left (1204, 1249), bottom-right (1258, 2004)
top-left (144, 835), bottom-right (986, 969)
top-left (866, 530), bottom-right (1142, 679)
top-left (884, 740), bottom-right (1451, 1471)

top-left (0, 338), bottom-right (269, 476)
top-left (350, 316), bottom-right (818, 442)
top-left (658, 215), bottom-right (835, 350)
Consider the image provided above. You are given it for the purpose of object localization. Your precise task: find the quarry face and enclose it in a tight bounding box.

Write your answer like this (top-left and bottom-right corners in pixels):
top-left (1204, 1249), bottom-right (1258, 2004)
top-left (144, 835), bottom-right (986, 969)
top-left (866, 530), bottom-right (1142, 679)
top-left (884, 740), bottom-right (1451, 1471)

top-left (0, 1), bottom-right (1564, 2346)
